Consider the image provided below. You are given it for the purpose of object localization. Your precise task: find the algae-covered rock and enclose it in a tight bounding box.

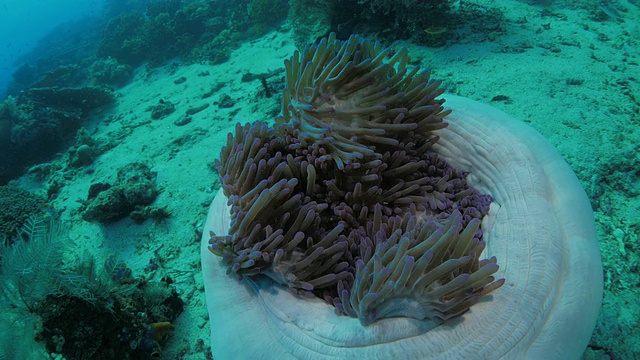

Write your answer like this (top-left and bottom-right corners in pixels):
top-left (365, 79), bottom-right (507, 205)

top-left (148, 100), bottom-right (176, 120)
top-left (82, 163), bottom-right (158, 223)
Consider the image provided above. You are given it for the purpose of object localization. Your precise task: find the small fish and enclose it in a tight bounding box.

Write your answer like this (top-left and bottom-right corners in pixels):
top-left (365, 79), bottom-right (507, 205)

top-left (112, 265), bottom-right (133, 282)
top-left (104, 254), bottom-right (133, 282)
top-left (45, 206), bottom-right (60, 220)
top-left (105, 253), bottom-right (117, 271)
top-left (423, 27), bottom-right (448, 35)
top-left (598, 4), bottom-right (621, 19)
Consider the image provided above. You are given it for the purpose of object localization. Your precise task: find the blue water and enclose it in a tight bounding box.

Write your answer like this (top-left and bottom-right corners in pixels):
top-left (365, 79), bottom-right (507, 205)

top-left (0, 0), bottom-right (105, 98)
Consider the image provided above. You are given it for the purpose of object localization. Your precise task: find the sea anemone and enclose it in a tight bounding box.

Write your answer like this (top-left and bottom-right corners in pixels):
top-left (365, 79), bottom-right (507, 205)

top-left (201, 34), bottom-right (602, 359)
top-left (278, 33), bottom-right (447, 170)
top-left (209, 33), bottom-right (501, 326)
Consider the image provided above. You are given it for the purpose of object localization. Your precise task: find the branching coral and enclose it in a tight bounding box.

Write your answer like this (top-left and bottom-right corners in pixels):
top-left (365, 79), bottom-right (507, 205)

top-left (209, 33), bottom-right (502, 325)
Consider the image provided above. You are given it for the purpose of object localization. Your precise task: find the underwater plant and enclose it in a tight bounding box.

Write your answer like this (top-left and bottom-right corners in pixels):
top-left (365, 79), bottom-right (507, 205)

top-left (0, 216), bottom-right (67, 311)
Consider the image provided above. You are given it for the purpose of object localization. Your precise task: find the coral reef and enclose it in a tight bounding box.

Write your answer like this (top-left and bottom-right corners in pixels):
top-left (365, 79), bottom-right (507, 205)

top-left (287, 0), bottom-right (333, 49)
top-left (25, 86), bottom-right (115, 113)
top-left (96, 0), bottom-right (291, 67)
top-left (0, 185), bottom-right (46, 241)
top-left (3, 13), bottom-right (106, 98)
top-left (0, 79), bottom-right (115, 184)
top-left (97, 0), bottom-right (258, 66)
top-left (347, 0), bottom-right (454, 45)
top-left (247, 0), bottom-right (289, 35)
top-left (98, 12), bottom-right (148, 66)
top-left (209, 34), bottom-right (501, 324)
top-left (89, 58), bottom-right (133, 87)
top-left (287, 0), bottom-right (505, 49)
top-left (38, 279), bottom-right (182, 360)
top-left (0, 217), bottom-right (184, 359)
